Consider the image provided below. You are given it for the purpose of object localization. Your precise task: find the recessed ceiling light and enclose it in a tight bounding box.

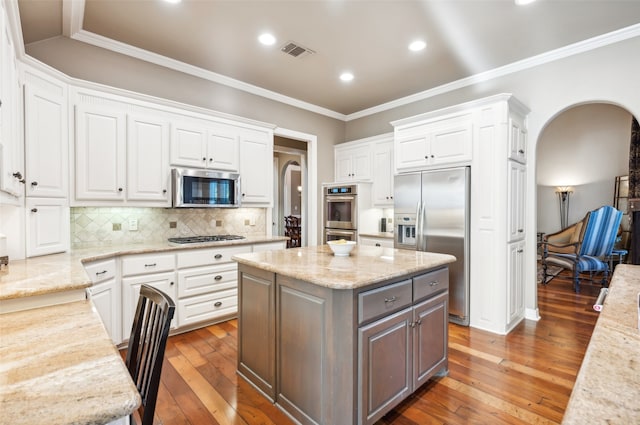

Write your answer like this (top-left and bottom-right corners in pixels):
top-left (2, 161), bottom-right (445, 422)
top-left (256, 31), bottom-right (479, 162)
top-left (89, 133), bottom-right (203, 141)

top-left (408, 40), bottom-right (427, 52)
top-left (340, 72), bottom-right (354, 82)
top-left (163, 0), bottom-right (182, 4)
top-left (515, 0), bottom-right (536, 5)
top-left (258, 33), bottom-right (276, 46)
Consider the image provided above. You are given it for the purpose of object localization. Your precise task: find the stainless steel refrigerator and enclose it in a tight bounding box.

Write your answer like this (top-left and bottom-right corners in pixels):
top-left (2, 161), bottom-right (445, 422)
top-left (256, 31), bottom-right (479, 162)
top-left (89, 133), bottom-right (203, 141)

top-left (394, 166), bottom-right (470, 325)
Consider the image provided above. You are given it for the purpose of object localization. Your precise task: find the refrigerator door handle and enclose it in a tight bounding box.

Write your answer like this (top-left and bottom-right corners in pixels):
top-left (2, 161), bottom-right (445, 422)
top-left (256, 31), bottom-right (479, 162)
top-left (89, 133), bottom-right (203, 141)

top-left (415, 201), bottom-right (422, 250)
top-left (421, 200), bottom-right (428, 251)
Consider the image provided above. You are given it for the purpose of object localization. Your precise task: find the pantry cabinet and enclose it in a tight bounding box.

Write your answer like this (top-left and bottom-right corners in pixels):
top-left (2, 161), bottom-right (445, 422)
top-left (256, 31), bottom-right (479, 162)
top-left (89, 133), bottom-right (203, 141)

top-left (507, 240), bottom-right (525, 327)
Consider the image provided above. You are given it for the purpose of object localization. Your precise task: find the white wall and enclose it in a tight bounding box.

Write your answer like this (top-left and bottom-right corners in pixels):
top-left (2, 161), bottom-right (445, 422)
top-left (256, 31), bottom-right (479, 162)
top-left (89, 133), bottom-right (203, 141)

top-left (536, 104), bottom-right (632, 234)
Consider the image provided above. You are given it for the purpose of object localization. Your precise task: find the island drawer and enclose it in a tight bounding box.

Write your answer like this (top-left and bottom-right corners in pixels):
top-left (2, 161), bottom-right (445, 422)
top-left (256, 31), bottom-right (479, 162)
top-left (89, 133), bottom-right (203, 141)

top-left (121, 253), bottom-right (176, 277)
top-left (358, 279), bottom-right (412, 324)
top-left (413, 267), bottom-right (449, 302)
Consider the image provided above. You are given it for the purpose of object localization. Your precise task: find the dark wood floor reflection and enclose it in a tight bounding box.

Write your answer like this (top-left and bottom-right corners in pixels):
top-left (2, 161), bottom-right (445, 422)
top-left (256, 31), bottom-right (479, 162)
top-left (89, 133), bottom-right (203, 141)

top-left (139, 271), bottom-right (600, 425)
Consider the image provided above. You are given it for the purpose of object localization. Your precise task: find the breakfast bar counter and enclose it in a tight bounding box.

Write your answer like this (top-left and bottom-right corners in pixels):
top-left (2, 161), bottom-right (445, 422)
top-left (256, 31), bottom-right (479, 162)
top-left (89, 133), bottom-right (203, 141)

top-left (0, 300), bottom-right (141, 425)
top-left (233, 245), bottom-right (455, 425)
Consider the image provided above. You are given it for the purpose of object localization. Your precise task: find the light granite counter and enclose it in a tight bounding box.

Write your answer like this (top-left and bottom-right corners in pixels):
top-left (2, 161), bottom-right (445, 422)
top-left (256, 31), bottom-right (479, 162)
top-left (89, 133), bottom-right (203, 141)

top-left (0, 300), bottom-right (141, 425)
top-left (562, 264), bottom-right (640, 424)
top-left (232, 244), bottom-right (456, 289)
top-left (0, 236), bottom-right (287, 301)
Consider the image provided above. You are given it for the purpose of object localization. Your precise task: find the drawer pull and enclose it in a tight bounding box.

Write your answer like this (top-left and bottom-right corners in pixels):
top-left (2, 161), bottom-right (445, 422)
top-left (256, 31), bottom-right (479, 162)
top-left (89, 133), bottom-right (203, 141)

top-left (428, 281), bottom-right (439, 287)
top-left (214, 254), bottom-right (223, 260)
top-left (214, 301), bottom-right (223, 307)
top-left (384, 296), bottom-right (397, 304)
top-left (170, 281), bottom-right (175, 286)
top-left (214, 275), bottom-right (223, 281)
top-left (144, 263), bottom-right (157, 267)
top-left (95, 270), bottom-right (108, 276)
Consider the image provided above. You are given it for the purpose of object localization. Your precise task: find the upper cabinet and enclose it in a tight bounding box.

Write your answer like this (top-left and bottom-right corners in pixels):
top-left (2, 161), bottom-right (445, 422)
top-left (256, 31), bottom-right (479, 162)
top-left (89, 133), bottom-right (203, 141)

top-left (170, 120), bottom-right (239, 172)
top-left (393, 112), bottom-right (473, 173)
top-left (239, 127), bottom-right (273, 205)
top-left (508, 116), bottom-right (527, 164)
top-left (0, 7), bottom-right (23, 201)
top-left (74, 103), bottom-right (127, 203)
top-left (24, 80), bottom-right (68, 199)
top-left (371, 136), bottom-right (394, 207)
top-left (334, 143), bottom-right (372, 182)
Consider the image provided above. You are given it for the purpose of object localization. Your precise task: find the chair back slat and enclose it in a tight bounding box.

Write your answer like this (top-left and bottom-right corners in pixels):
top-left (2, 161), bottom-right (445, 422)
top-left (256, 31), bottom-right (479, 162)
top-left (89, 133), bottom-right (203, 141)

top-left (579, 206), bottom-right (622, 257)
top-left (126, 285), bottom-right (175, 425)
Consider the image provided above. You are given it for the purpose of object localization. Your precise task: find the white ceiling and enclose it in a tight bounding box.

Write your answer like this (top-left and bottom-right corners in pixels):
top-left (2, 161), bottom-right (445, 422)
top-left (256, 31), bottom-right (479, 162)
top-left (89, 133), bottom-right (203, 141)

top-left (16, 0), bottom-right (640, 118)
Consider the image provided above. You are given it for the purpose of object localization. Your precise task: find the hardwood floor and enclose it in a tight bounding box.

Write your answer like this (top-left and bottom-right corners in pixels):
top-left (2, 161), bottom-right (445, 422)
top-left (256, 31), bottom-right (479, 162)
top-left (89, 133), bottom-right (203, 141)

top-left (136, 272), bottom-right (600, 425)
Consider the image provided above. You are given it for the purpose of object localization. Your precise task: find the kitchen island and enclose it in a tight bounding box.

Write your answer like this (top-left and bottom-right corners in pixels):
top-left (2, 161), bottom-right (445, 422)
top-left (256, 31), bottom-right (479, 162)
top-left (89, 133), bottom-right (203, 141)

top-left (233, 245), bottom-right (456, 425)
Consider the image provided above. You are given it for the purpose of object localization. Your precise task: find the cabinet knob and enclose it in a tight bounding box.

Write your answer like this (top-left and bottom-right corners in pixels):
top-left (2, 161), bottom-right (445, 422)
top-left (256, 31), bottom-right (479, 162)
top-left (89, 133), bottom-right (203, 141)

top-left (214, 301), bottom-right (223, 307)
top-left (431, 154), bottom-right (435, 158)
top-left (163, 189), bottom-right (167, 193)
top-left (214, 254), bottom-right (223, 259)
top-left (209, 158), bottom-right (213, 162)
top-left (242, 193), bottom-right (246, 197)
top-left (202, 157), bottom-right (207, 161)
top-left (118, 188), bottom-right (123, 192)
top-left (12, 171), bottom-right (22, 180)
top-left (518, 149), bottom-right (525, 154)
top-left (170, 281), bottom-right (175, 285)
top-left (30, 208), bottom-right (38, 213)
top-left (517, 249), bottom-right (524, 253)
top-left (384, 296), bottom-right (397, 304)
top-left (214, 275), bottom-right (222, 281)
top-left (518, 229), bottom-right (524, 233)
top-left (375, 243), bottom-right (381, 247)
top-left (31, 181), bottom-right (38, 186)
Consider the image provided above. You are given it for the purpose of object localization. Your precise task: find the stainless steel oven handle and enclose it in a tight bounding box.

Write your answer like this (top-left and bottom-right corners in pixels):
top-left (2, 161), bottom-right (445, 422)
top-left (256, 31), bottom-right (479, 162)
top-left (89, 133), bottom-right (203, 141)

top-left (326, 196), bottom-right (356, 202)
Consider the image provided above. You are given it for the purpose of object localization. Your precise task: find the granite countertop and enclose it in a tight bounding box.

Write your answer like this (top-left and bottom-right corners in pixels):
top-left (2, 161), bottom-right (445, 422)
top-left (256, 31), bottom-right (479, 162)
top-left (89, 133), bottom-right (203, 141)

top-left (0, 300), bottom-right (141, 425)
top-left (232, 245), bottom-right (456, 289)
top-left (562, 264), bottom-right (640, 424)
top-left (0, 236), bottom-right (287, 301)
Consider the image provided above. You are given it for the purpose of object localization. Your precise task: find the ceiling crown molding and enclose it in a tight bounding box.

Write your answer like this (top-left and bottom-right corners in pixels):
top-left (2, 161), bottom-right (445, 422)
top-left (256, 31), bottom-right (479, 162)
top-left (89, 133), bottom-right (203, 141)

top-left (53, 0), bottom-right (640, 121)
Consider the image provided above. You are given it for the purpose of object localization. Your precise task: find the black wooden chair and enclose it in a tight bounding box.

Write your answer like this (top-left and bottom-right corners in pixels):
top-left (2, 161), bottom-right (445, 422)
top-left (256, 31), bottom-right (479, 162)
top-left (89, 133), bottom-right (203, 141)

top-left (125, 284), bottom-right (176, 425)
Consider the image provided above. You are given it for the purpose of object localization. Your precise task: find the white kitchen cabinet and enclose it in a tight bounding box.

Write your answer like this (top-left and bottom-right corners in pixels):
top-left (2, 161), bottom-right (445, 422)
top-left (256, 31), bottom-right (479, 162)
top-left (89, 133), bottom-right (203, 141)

top-left (359, 235), bottom-right (394, 248)
top-left (0, 12), bottom-right (23, 201)
top-left (126, 113), bottom-right (170, 204)
top-left (239, 127), bottom-right (273, 205)
top-left (372, 138), bottom-right (394, 206)
top-left (74, 103), bottom-right (127, 201)
top-left (508, 116), bottom-right (528, 164)
top-left (393, 113), bottom-right (473, 172)
top-left (170, 120), bottom-right (239, 171)
top-left (24, 83), bottom-right (68, 199)
top-left (507, 161), bottom-right (526, 243)
top-left (25, 197), bottom-right (69, 257)
top-left (85, 259), bottom-right (122, 345)
top-left (506, 240), bottom-right (525, 327)
top-left (334, 143), bottom-right (372, 182)
top-left (122, 271), bottom-right (178, 337)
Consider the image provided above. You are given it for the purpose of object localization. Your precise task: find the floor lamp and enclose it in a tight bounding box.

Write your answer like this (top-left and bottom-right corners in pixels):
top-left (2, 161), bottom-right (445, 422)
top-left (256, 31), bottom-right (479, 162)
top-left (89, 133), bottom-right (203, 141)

top-left (556, 186), bottom-right (573, 229)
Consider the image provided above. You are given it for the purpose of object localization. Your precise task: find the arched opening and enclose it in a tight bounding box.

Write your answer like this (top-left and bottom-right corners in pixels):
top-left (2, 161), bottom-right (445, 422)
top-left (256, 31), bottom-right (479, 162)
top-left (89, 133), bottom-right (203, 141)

top-left (535, 102), bottom-right (635, 292)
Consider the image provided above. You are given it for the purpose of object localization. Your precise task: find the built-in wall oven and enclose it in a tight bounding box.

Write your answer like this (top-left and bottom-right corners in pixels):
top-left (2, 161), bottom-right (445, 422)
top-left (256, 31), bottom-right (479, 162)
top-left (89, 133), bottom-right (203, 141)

top-left (324, 184), bottom-right (358, 243)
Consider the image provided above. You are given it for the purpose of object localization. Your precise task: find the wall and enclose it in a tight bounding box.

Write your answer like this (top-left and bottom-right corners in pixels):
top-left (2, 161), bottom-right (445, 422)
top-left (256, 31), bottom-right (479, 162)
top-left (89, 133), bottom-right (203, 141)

top-left (536, 104), bottom-right (632, 234)
top-left (71, 207), bottom-right (265, 249)
top-left (25, 36), bottom-right (346, 245)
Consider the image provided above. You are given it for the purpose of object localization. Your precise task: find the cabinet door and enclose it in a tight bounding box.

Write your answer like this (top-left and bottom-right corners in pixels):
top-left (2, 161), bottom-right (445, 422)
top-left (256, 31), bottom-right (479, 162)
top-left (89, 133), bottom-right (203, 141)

top-left (413, 292), bottom-right (448, 390)
top-left (334, 148), bottom-right (353, 181)
top-left (395, 133), bottom-right (429, 171)
top-left (122, 271), bottom-right (178, 339)
top-left (127, 113), bottom-right (170, 203)
top-left (372, 140), bottom-right (393, 206)
top-left (507, 241), bottom-right (525, 326)
top-left (170, 121), bottom-right (207, 168)
top-left (24, 84), bottom-right (68, 198)
top-left (429, 120), bottom-right (472, 166)
top-left (359, 307), bottom-right (413, 425)
top-left (351, 145), bottom-right (372, 180)
top-left (508, 117), bottom-right (527, 164)
top-left (239, 128), bottom-right (272, 205)
top-left (507, 161), bottom-right (526, 242)
top-left (25, 197), bottom-right (69, 257)
top-left (208, 123), bottom-right (239, 171)
top-left (75, 104), bottom-right (126, 200)
top-left (87, 277), bottom-right (122, 345)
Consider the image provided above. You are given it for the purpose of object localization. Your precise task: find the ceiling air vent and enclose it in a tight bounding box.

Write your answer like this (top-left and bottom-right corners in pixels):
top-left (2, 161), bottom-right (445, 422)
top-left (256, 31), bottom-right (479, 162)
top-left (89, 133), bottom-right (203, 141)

top-left (280, 41), bottom-right (315, 59)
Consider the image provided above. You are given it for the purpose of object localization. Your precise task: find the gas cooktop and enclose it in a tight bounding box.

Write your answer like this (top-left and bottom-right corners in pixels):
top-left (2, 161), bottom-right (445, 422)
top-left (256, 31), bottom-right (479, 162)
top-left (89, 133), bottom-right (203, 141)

top-left (168, 235), bottom-right (245, 245)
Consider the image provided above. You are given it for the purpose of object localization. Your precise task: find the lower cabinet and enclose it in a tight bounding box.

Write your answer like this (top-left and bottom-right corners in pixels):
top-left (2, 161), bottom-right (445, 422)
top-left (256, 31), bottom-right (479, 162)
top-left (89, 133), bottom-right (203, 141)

top-left (122, 271), bottom-right (178, 338)
top-left (84, 258), bottom-right (122, 345)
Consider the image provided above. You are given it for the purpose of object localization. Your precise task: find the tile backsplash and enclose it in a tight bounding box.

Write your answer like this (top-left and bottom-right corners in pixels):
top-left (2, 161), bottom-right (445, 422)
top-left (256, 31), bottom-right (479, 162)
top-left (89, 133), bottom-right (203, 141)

top-left (71, 207), bottom-right (266, 249)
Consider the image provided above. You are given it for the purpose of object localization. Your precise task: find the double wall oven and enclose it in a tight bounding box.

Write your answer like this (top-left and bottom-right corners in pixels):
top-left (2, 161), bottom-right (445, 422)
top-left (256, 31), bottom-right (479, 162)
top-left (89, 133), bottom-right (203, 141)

top-left (324, 184), bottom-right (358, 243)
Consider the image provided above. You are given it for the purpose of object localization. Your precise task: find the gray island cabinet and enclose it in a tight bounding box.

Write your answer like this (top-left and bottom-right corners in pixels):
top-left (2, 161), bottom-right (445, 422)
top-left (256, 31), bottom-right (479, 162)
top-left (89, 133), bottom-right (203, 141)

top-left (233, 245), bottom-right (456, 425)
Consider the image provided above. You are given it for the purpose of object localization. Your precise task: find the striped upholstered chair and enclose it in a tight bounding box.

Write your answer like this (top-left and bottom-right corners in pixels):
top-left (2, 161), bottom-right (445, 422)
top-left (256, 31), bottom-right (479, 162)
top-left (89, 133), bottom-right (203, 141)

top-left (541, 205), bottom-right (622, 292)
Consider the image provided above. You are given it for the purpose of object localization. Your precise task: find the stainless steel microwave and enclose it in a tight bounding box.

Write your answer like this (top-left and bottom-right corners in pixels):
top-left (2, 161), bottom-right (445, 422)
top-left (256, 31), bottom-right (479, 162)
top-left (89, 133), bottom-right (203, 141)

top-left (172, 168), bottom-right (241, 208)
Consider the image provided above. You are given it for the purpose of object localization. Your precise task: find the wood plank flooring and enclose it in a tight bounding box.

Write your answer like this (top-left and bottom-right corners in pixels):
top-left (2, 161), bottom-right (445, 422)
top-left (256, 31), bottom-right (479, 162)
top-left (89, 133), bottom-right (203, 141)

top-left (131, 271), bottom-right (601, 425)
